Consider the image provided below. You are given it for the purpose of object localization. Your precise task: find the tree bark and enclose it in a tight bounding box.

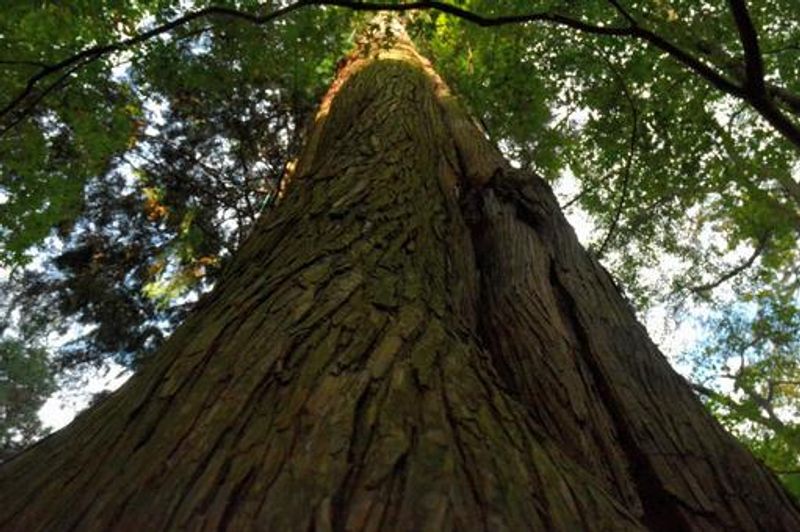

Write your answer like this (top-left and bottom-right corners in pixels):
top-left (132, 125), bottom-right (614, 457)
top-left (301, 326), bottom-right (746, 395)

top-left (1, 27), bottom-right (799, 531)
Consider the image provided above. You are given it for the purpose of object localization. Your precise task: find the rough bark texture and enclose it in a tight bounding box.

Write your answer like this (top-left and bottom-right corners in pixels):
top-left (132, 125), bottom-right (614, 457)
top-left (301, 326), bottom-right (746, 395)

top-left (1, 27), bottom-right (799, 531)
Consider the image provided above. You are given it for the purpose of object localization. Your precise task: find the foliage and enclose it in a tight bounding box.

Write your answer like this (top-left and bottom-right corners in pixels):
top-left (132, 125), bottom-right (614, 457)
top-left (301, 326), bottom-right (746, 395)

top-left (0, 337), bottom-right (55, 462)
top-left (686, 296), bottom-right (800, 497)
top-left (0, 0), bottom-right (798, 493)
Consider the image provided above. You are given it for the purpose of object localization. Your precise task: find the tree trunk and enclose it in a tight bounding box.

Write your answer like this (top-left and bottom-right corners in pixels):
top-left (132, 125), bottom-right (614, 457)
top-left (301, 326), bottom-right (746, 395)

top-left (2, 28), bottom-right (798, 531)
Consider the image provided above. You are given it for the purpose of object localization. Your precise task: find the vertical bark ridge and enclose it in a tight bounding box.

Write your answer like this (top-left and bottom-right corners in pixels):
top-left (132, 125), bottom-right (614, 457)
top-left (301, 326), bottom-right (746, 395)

top-left (466, 187), bottom-right (642, 510)
top-left (471, 172), bottom-right (800, 530)
top-left (547, 258), bottom-right (692, 532)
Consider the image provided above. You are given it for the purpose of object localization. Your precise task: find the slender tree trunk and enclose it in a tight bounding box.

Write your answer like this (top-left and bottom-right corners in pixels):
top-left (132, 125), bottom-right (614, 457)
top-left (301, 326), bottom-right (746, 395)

top-left (2, 26), bottom-right (799, 531)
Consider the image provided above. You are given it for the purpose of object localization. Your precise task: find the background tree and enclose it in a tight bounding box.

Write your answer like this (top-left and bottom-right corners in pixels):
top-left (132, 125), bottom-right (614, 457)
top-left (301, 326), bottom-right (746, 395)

top-left (0, 0), bottom-right (798, 495)
top-left (0, 337), bottom-right (55, 462)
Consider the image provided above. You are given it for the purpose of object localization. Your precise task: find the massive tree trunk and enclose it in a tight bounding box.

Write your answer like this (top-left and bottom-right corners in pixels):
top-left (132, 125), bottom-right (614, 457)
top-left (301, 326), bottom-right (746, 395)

top-left (2, 26), bottom-right (799, 531)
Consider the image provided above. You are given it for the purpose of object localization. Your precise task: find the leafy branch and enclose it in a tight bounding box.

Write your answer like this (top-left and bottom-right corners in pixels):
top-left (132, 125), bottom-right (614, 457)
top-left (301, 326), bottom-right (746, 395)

top-left (0, 2), bottom-right (310, 136)
top-left (0, 58), bottom-right (91, 138)
top-left (691, 381), bottom-right (800, 450)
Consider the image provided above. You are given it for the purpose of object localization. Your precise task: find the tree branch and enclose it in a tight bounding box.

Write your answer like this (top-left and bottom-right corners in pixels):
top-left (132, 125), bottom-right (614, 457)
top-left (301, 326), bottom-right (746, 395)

top-left (718, 2), bottom-right (800, 149)
top-left (691, 382), bottom-right (789, 436)
top-left (562, 188), bottom-right (589, 210)
top-left (763, 42), bottom-right (800, 55)
top-left (688, 235), bottom-right (769, 294)
top-left (0, 2), bottom-right (311, 126)
top-left (327, 1), bottom-right (754, 111)
top-left (0, 59), bottom-right (89, 137)
top-left (626, 7), bottom-right (800, 149)
top-left (768, 84), bottom-right (800, 117)
top-left (0, 59), bottom-right (52, 69)
top-left (321, 1), bottom-right (633, 34)
top-left (591, 45), bottom-right (638, 258)
top-left (771, 468), bottom-right (800, 475)
top-left (727, 0), bottom-right (766, 95)
top-left (0, 0), bottom-right (698, 134)
top-left (606, 0), bottom-right (636, 26)
top-left (690, 36), bottom-right (800, 121)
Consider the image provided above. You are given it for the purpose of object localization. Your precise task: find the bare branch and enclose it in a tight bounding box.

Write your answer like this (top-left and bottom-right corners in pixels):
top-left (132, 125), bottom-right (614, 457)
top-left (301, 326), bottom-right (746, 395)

top-left (591, 46), bottom-right (638, 258)
top-left (770, 468), bottom-right (800, 475)
top-left (690, 37), bottom-right (800, 119)
top-left (727, 0), bottom-right (766, 94)
top-left (687, 235), bottom-right (769, 294)
top-left (606, 0), bottom-right (637, 26)
top-left (762, 42), bottom-right (800, 55)
top-left (562, 188), bottom-right (589, 210)
top-left (0, 59), bottom-right (51, 69)
top-left (322, 1), bottom-right (634, 34)
top-left (768, 85), bottom-right (800, 117)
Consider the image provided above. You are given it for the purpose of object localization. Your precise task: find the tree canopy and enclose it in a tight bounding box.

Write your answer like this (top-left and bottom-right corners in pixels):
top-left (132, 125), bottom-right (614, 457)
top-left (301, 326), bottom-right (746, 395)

top-left (0, 0), bottom-right (798, 494)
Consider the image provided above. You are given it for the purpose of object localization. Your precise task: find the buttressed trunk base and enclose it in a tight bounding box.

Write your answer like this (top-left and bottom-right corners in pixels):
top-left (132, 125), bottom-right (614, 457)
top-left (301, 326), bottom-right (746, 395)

top-left (1, 21), bottom-right (798, 531)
